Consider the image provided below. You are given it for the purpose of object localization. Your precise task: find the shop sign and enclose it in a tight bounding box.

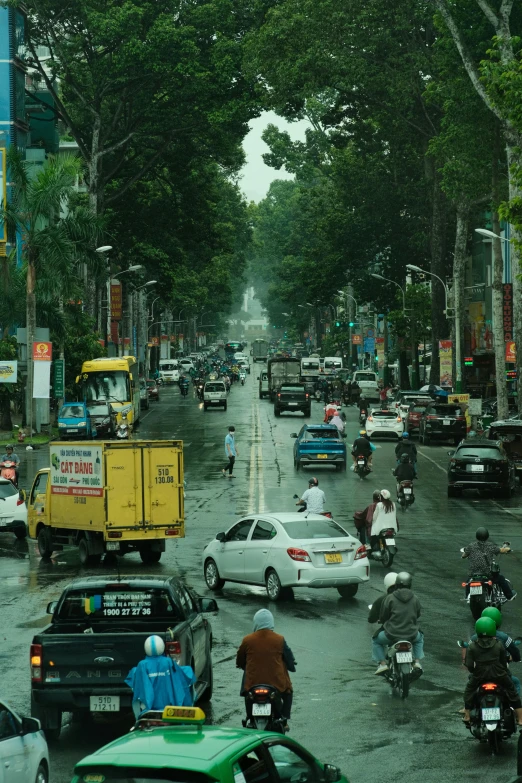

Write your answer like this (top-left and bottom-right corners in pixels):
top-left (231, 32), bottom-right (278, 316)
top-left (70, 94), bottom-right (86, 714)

top-left (505, 341), bottom-right (516, 363)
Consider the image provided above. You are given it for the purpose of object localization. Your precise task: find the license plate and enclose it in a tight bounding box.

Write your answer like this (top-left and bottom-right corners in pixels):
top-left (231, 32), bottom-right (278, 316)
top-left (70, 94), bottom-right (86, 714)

top-left (317, 454), bottom-right (328, 459)
top-left (252, 703), bottom-right (271, 716)
top-left (358, 460), bottom-right (365, 465)
top-left (68, 429), bottom-right (79, 433)
top-left (106, 542), bottom-right (120, 551)
top-left (443, 419), bottom-right (451, 425)
top-left (324, 552), bottom-right (342, 563)
top-left (404, 488), bottom-right (412, 494)
top-left (470, 585), bottom-right (483, 595)
top-left (288, 402), bottom-right (298, 406)
top-left (90, 696), bottom-right (120, 712)
top-left (396, 652), bottom-right (412, 663)
top-left (386, 538), bottom-right (396, 546)
top-left (471, 465), bottom-right (484, 472)
top-left (482, 707), bottom-right (500, 721)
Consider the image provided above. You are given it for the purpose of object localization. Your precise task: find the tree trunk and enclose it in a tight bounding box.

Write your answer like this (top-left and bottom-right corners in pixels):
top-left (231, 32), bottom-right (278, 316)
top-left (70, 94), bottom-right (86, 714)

top-left (26, 261), bottom-right (36, 437)
top-left (506, 145), bottom-right (522, 414)
top-left (0, 392), bottom-right (12, 431)
top-left (491, 130), bottom-right (509, 420)
top-left (86, 115), bottom-right (102, 318)
top-left (453, 203), bottom-right (469, 393)
top-left (427, 159), bottom-right (448, 384)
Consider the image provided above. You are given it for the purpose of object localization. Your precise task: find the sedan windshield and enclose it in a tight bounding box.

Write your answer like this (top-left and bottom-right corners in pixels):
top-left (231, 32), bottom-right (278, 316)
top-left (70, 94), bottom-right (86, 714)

top-left (283, 518), bottom-right (350, 539)
top-left (302, 429), bottom-right (339, 440)
top-left (60, 405), bottom-right (84, 419)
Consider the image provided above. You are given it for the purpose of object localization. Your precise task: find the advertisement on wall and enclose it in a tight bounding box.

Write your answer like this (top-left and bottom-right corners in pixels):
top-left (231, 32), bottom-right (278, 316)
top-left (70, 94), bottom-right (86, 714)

top-left (506, 341), bottom-right (516, 363)
top-left (33, 341), bottom-right (52, 398)
top-left (0, 361), bottom-right (17, 383)
top-left (50, 444), bottom-right (103, 497)
top-left (439, 340), bottom-right (453, 388)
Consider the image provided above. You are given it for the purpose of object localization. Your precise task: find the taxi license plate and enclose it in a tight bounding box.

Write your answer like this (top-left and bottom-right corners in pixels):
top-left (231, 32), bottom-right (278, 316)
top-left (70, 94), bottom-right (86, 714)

top-left (396, 651), bottom-right (412, 663)
top-left (253, 703), bottom-right (272, 716)
top-left (317, 454), bottom-right (328, 459)
top-left (482, 707), bottom-right (500, 721)
top-left (90, 696), bottom-right (120, 712)
top-left (324, 553), bottom-right (342, 564)
top-left (443, 419), bottom-right (451, 425)
top-left (470, 585), bottom-right (483, 595)
top-left (471, 465), bottom-right (484, 472)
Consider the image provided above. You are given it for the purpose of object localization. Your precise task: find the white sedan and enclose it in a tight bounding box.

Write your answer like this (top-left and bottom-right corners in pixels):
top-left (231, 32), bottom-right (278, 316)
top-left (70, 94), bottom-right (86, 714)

top-left (203, 512), bottom-right (369, 601)
top-left (0, 479), bottom-right (27, 539)
top-left (365, 409), bottom-right (404, 439)
top-left (0, 698), bottom-right (49, 782)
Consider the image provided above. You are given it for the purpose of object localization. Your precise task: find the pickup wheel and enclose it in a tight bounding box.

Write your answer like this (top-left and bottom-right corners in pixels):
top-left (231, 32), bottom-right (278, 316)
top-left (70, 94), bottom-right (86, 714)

top-left (203, 404), bottom-right (208, 411)
top-left (78, 538), bottom-right (102, 567)
top-left (294, 458), bottom-right (301, 471)
top-left (205, 558), bottom-right (225, 590)
top-left (200, 653), bottom-right (214, 701)
top-left (303, 407), bottom-right (311, 417)
top-left (31, 698), bottom-right (61, 741)
top-left (140, 549), bottom-right (162, 564)
top-left (37, 528), bottom-right (53, 559)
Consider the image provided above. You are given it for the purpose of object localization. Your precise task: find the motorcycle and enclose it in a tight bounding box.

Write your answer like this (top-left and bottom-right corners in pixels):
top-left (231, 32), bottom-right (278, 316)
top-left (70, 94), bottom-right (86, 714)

top-left (180, 383), bottom-right (189, 398)
top-left (242, 684), bottom-right (287, 734)
top-left (365, 528), bottom-right (398, 567)
top-left (196, 380), bottom-right (205, 400)
top-left (461, 544), bottom-right (512, 619)
top-left (353, 454), bottom-right (371, 479)
top-left (0, 460), bottom-right (18, 487)
top-left (293, 495), bottom-right (332, 518)
top-left (464, 676), bottom-right (517, 752)
top-left (380, 639), bottom-right (421, 699)
top-left (359, 408), bottom-right (368, 426)
top-left (239, 371), bottom-right (246, 385)
top-left (397, 479), bottom-right (415, 510)
top-left (115, 412), bottom-right (130, 440)
top-left (314, 388), bottom-right (322, 402)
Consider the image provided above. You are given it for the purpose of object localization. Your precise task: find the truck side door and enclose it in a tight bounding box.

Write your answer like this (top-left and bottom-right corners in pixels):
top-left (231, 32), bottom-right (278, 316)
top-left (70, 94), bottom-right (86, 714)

top-left (27, 471), bottom-right (49, 537)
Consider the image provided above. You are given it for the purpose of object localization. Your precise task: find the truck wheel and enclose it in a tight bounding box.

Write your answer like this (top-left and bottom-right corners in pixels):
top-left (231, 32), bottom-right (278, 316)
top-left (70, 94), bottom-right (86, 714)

top-left (203, 404), bottom-right (208, 411)
top-left (37, 528), bottom-right (53, 559)
top-left (14, 526), bottom-right (27, 540)
top-left (140, 549), bottom-right (161, 564)
top-left (31, 697), bottom-right (61, 741)
top-left (223, 402), bottom-right (227, 411)
top-left (78, 538), bottom-right (101, 567)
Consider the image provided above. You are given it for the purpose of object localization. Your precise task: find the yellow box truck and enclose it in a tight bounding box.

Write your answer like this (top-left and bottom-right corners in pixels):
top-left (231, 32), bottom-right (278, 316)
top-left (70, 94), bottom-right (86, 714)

top-left (28, 440), bottom-right (184, 565)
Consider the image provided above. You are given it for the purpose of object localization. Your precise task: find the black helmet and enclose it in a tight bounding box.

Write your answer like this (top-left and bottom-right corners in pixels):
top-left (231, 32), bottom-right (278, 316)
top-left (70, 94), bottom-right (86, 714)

top-left (400, 454), bottom-right (410, 463)
top-left (395, 571), bottom-right (412, 588)
top-left (476, 527), bottom-right (489, 542)
top-left (308, 477), bottom-right (318, 487)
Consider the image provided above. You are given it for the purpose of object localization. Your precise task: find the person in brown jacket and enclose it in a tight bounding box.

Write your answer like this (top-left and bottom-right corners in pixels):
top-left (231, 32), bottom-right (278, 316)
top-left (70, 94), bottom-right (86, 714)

top-left (236, 609), bottom-right (296, 725)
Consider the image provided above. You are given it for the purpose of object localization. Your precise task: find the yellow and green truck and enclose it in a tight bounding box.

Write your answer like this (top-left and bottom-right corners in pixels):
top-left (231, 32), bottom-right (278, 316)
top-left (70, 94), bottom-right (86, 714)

top-left (28, 440), bottom-right (184, 564)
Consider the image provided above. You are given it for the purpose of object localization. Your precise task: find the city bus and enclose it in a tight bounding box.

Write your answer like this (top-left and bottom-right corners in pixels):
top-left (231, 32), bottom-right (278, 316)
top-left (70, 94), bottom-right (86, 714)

top-left (78, 356), bottom-right (141, 426)
top-left (224, 341), bottom-right (242, 357)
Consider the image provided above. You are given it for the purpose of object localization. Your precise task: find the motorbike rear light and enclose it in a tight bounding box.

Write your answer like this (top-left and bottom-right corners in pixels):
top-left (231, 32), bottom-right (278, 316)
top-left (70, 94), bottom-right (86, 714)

top-left (278, 393), bottom-right (281, 398)
top-left (287, 547), bottom-right (311, 562)
top-left (470, 582), bottom-right (482, 587)
top-left (397, 417), bottom-right (401, 422)
top-left (395, 642), bottom-right (412, 651)
top-left (354, 545), bottom-right (368, 560)
top-left (384, 529), bottom-right (395, 537)
top-left (305, 393), bottom-right (309, 398)
top-left (108, 531), bottom-right (122, 538)
top-left (481, 683), bottom-right (498, 691)
top-left (166, 640), bottom-right (182, 658)
top-left (30, 643), bottom-right (43, 682)
top-left (253, 688), bottom-right (270, 695)
top-left (461, 582), bottom-right (468, 587)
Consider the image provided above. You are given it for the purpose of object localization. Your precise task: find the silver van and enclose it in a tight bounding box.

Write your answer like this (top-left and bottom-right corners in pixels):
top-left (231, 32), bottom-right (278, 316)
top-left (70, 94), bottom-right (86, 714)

top-left (203, 381), bottom-right (227, 411)
top-left (258, 370), bottom-right (269, 399)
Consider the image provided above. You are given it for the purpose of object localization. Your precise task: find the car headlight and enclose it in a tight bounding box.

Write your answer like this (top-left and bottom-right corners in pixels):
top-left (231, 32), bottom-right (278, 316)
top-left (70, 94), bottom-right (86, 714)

top-left (78, 421), bottom-right (87, 426)
top-left (58, 422), bottom-right (66, 427)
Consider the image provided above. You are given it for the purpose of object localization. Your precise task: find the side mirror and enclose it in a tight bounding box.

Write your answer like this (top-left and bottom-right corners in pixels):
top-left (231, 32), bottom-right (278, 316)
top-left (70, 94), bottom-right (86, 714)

top-left (290, 433), bottom-right (298, 438)
top-left (21, 716), bottom-right (41, 735)
top-left (323, 765), bottom-right (342, 783)
top-left (46, 601), bottom-right (58, 615)
top-left (447, 451), bottom-right (454, 456)
top-left (199, 598), bottom-right (219, 612)
top-left (257, 377), bottom-right (260, 381)
top-left (216, 532), bottom-right (226, 542)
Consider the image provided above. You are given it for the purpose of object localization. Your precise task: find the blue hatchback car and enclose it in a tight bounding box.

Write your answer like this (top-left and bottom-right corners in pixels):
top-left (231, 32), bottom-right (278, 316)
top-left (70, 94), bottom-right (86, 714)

top-left (291, 423), bottom-right (347, 471)
top-left (57, 402), bottom-right (96, 439)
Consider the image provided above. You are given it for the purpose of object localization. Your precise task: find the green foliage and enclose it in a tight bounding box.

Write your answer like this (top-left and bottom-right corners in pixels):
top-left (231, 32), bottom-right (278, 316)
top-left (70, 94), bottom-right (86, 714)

top-left (62, 311), bottom-right (105, 399)
top-left (387, 285), bottom-right (432, 342)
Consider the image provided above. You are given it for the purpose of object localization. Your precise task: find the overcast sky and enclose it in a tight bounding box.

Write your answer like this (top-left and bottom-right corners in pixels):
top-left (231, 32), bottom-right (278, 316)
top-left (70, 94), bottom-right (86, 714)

top-left (240, 111), bottom-right (309, 204)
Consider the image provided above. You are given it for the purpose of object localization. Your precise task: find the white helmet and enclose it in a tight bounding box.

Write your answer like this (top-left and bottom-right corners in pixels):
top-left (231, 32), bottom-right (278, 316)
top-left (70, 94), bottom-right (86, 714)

top-left (144, 635), bottom-right (165, 657)
top-left (383, 572), bottom-right (397, 591)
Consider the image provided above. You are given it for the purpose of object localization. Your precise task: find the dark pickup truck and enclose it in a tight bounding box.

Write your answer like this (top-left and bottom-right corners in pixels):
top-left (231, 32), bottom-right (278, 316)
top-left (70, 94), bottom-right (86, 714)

top-left (30, 575), bottom-right (218, 739)
top-left (274, 384), bottom-right (311, 417)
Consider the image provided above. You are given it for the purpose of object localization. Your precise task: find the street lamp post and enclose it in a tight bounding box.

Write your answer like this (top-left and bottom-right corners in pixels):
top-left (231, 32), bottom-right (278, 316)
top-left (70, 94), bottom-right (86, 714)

top-left (406, 263), bottom-right (455, 391)
top-left (337, 289), bottom-right (359, 369)
top-left (110, 264), bottom-right (144, 356)
top-left (371, 274), bottom-right (410, 386)
top-left (131, 281), bottom-right (156, 369)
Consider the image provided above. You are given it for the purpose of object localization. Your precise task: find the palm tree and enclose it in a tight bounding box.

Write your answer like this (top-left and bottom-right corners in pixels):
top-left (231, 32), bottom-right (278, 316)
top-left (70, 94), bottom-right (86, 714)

top-left (4, 149), bottom-right (100, 431)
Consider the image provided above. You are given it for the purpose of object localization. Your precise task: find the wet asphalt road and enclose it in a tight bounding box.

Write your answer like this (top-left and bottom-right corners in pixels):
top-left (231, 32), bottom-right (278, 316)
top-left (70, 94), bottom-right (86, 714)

top-left (2, 373), bottom-right (522, 783)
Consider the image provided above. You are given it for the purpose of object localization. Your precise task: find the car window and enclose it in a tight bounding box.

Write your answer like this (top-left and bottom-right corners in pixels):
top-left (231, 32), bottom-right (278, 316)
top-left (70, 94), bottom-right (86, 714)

top-left (55, 587), bottom-right (181, 623)
top-left (227, 519), bottom-right (254, 541)
top-left (302, 429), bottom-right (339, 440)
top-left (282, 519), bottom-right (350, 540)
top-left (0, 481), bottom-right (18, 499)
top-left (0, 705), bottom-right (18, 740)
top-left (267, 743), bottom-right (320, 783)
top-left (234, 747), bottom-right (273, 783)
top-left (432, 406), bottom-right (462, 416)
top-left (370, 411), bottom-right (397, 418)
top-left (252, 520), bottom-right (277, 541)
top-left (60, 405), bottom-right (84, 418)
top-left (176, 584), bottom-right (198, 619)
top-left (30, 472), bottom-right (48, 504)
top-left (205, 383), bottom-right (225, 392)
top-left (280, 386), bottom-right (305, 393)
top-left (354, 373), bottom-right (377, 382)
top-left (457, 447), bottom-right (503, 460)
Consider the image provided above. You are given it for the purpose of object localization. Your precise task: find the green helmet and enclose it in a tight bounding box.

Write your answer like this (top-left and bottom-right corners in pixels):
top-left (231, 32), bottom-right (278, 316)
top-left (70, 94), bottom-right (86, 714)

top-left (475, 617), bottom-right (497, 637)
top-left (481, 607), bottom-right (502, 629)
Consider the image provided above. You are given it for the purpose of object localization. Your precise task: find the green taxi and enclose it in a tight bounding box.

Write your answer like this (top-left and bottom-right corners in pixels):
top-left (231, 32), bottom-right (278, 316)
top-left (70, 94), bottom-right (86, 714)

top-left (71, 706), bottom-right (349, 783)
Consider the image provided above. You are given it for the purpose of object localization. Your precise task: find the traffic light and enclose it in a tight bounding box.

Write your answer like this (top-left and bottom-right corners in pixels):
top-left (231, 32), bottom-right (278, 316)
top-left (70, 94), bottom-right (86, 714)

top-left (348, 321), bottom-right (355, 327)
top-left (335, 320), bottom-right (341, 327)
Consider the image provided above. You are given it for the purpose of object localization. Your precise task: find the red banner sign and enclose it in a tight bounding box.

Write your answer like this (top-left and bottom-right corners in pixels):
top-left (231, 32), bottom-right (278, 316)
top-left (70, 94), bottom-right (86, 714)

top-left (352, 335), bottom-right (362, 345)
top-left (33, 341), bottom-right (52, 361)
top-left (506, 341), bottom-right (516, 363)
top-left (110, 282), bottom-right (123, 320)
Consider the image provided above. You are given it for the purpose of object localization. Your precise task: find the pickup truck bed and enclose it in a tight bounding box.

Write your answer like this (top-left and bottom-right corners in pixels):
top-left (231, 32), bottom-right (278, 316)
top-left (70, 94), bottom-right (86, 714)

top-left (30, 575), bottom-right (217, 739)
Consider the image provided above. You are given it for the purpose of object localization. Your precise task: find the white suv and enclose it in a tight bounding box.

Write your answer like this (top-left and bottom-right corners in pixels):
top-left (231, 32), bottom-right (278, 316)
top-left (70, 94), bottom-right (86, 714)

top-left (0, 699), bottom-right (49, 782)
top-left (203, 381), bottom-right (227, 411)
top-left (0, 479), bottom-right (27, 539)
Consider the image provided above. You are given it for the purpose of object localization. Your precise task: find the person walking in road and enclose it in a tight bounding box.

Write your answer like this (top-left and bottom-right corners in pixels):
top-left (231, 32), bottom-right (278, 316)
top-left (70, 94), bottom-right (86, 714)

top-left (222, 425), bottom-right (238, 478)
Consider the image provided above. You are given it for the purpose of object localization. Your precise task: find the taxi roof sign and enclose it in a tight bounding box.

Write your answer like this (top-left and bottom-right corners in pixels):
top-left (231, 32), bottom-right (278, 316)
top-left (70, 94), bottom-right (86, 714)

top-left (162, 706), bottom-right (206, 724)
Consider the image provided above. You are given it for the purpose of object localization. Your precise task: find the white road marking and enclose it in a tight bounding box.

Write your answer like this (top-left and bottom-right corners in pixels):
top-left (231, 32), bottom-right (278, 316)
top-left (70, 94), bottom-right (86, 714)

top-left (417, 449), bottom-right (446, 474)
